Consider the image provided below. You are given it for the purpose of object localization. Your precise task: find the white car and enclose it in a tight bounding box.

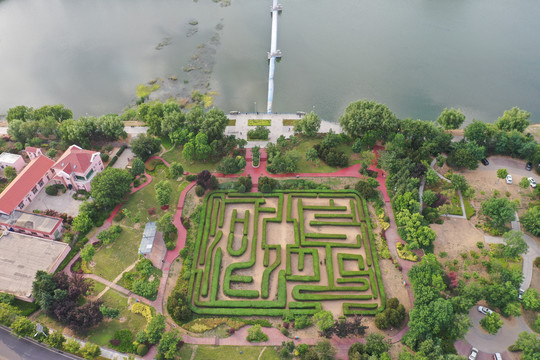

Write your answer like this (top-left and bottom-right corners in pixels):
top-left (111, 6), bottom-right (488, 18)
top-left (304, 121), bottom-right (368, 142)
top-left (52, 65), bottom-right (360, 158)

top-left (528, 177), bottom-right (537, 188)
top-left (469, 347), bottom-right (479, 360)
top-left (506, 174), bottom-right (512, 184)
top-left (478, 306), bottom-right (493, 315)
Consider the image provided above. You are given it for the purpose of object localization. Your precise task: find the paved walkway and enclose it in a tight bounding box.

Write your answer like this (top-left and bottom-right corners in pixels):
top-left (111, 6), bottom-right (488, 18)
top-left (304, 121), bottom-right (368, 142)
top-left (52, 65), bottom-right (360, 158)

top-left (484, 212), bottom-right (540, 290)
top-left (224, 113), bottom-right (342, 146)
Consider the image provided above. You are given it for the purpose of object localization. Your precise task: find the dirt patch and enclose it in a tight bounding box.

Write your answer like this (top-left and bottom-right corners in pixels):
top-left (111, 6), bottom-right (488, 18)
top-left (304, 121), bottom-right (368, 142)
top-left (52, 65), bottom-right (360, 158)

top-left (432, 219), bottom-right (491, 281)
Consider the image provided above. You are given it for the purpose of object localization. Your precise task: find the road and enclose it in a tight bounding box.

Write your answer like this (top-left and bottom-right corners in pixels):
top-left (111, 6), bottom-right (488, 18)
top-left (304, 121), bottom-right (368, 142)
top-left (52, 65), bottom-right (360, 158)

top-left (0, 327), bottom-right (81, 360)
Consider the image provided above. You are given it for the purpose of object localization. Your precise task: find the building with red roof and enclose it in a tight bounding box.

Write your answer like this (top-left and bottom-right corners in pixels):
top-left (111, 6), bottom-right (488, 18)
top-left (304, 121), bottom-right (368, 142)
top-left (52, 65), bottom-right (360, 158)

top-left (0, 155), bottom-right (55, 215)
top-left (51, 145), bottom-right (104, 192)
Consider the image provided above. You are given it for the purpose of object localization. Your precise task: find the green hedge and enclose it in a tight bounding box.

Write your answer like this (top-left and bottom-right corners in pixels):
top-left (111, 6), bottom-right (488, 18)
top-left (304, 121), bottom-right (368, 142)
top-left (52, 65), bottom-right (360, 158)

top-left (227, 233), bottom-right (248, 257)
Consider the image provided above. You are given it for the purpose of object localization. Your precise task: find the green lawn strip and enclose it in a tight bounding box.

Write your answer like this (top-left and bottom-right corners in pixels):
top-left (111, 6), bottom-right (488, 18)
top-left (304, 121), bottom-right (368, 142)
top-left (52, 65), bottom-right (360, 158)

top-left (86, 289), bottom-right (147, 347)
top-left (282, 119), bottom-right (298, 126)
top-left (464, 198), bottom-right (476, 219)
top-left (10, 298), bottom-right (40, 316)
top-left (35, 312), bottom-right (64, 332)
top-left (162, 145), bottom-right (219, 173)
top-left (179, 344), bottom-right (195, 359)
top-left (260, 347), bottom-right (280, 360)
top-left (92, 226), bottom-right (141, 281)
top-left (90, 281), bottom-right (108, 297)
top-left (194, 345), bottom-right (269, 360)
top-left (248, 119), bottom-right (271, 126)
top-left (159, 135), bottom-right (173, 150)
top-left (227, 119), bottom-right (236, 126)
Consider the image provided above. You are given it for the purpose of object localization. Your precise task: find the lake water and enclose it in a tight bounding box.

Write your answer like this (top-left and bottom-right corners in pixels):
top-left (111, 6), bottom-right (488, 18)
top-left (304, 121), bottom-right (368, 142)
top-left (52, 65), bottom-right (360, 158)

top-left (0, 0), bottom-right (539, 123)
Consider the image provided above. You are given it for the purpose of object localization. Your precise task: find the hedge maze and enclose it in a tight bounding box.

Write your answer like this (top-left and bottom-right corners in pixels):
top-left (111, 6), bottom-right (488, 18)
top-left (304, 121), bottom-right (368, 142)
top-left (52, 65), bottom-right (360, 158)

top-left (188, 190), bottom-right (386, 316)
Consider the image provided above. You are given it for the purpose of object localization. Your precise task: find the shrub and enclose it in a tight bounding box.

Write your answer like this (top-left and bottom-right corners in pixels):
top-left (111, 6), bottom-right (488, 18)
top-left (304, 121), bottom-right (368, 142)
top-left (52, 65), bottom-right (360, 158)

top-left (100, 153), bottom-right (109, 162)
top-left (110, 329), bottom-right (135, 353)
top-left (375, 298), bottom-right (406, 330)
top-left (195, 185), bottom-right (205, 197)
top-left (47, 149), bottom-right (58, 158)
top-left (186, 174), bottom-right (197, 181)
top-left (480, 312), bottom-right (503, 335)
top-left (45, 185), bottom-right (58, 196)
top-left (137, 344), bottom-right (149, 356)
top-left (247, 126), bottom-right (270, 140)
top-left (294, 315), bottom-right (312, 329)
top-left (246, 324), bottom-right (268, 342)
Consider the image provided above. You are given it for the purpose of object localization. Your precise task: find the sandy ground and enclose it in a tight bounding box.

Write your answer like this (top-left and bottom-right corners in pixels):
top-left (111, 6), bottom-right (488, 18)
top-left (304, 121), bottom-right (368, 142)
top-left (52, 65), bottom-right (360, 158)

top-left (194, 193), bottom-right (394, 316)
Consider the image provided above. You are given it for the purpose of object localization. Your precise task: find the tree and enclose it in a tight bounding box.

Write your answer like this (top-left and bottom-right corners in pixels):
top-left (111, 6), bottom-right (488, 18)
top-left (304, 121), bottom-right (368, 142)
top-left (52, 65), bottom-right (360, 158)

top-left (314, 340), bottom-right (337, 360)
top-left (80, 243), bottom-right (95, 262)
top-left (511, 331), bottom-right (540, 360)
top-left (131, 158), bottom-right (145, 177)
top-left (267, 151), bottom-right (300, 174)
top-left (45, 331), bottom-right (66, 349)
top-left (169, 162), bottom-right (184, 178)
top-left (131, 134), bottom-right (161, 161)
top-left (522, 288), bottom-right (540, 311)
top-left (146, 314), bottom-right (166, 344)
top-left (495, 107), bottom-right (531, 133)
top-left (217, 156), bottom-right (246, 175)
top-left (497, 168), bottom-right (508, 180)
top-left (502, 230), bottom-right (528, 258)
top-left (424, 169), bottom-right (439, 186)
top-left (437, 108), bottom-right (465, 130)
top-left (450, 174), bottom-right (468, 191)
top-left (64, 338), bottom-right (81, 354)
top-left (157, 329), bottom-right (182, 360)
top-left (521, 206), bottom-right (540, 236)
top-left (294, 111), bottom-right (321, 136)
top-left (520, 176), bottom-right (531, 189)
top-left (80, 342), bottom-right (101, 360)
top-left (422, 190), bottom-right (437, 206)
top-left (364, 332), bottom-right (391, 356)
top-left (481, 197), bottom-right (517, 229)
top-left (72, 213), bottom-right (94, 234)
top-left (246, 324), bottom-right (268, 342)
top-left (464, 120), bottom-right (495, 147)
top-left (447, 140), bottom-right (485, 170)
top-left (201, 108), bottom-right (228, 142)
top-left (11, 316), bottom-right (35, 338)
top-left (3, 166), bottom-right (16, 181)
top-left (340, 100), bottom-right (397, 140)
top-left (313, 310), bottom-right (334, 331)
top-left (91, 168), bottom-right (133, 209)
top-left (355, 178), bottom-right (379, 199)
top-left (480, 312), bottom-right (503, 334)
top-left (155, 180), bottom-right (172, 206)
top-left (7, 105), bottom-right (34, 122)
top-left (305, 148), bottom-right (319, 162)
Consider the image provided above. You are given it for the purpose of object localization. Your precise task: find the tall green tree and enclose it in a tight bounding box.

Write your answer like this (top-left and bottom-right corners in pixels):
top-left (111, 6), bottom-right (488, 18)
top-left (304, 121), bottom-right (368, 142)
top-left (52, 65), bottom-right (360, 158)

top-left (146, 314), bottom-right (166, 344)
top-left (155, 180), bottom-right (172, 206)
top-left (495, 107), bottom-right (531, 132)
top-left (521, 206), bottom-right (540, 236)
top-left (131, 134), bottom-right (161, 161)
top-left (131, 158), bottom-right (146, 177)
top-left (511, 332), bottom-right (540, 360)
top-left (90, 168), bottom-right (133, 209)
top-left (437, 108), bottom-right (465, 130)
top-left (294, 111), bottom-right (321, 136)
top-left (80, 243), bottom-right (96, 262)
top-left (157, 330), bottom-right (182, 360)
top-left (481, 197), bottom-right (517, 229)
top-left (502, 230), bottom-right (528, 258)
top-left (480, 312), bottom-right (503, 334)
top-left (339, 100), bottom-right (397, 140)
top-left (464, 120), bottom-right (495, 147)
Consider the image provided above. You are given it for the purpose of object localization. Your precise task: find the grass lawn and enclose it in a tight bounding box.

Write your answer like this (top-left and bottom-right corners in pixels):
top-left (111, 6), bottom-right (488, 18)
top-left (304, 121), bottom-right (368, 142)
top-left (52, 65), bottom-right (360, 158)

top-left (86, 290), bottom-right (147, 347)
top-left (179, 344), bottom-right (195, 359)
top-left (12, 298), bottom-right (39, 316)
top-left (227, 120), bottom-right (236, 126)
top-left (90, 280), bottom-right (107, 297)
top-left (159, 135), bottom-right (173, 150)
top-left (162, 145), bottom-right (219, 173)
top-left (194, 346), bottom-right (275, 360)
top-left (36, 312), bottom-right (64, 332)
top-left (248, 119), bottom-right (271, 126)
top-left (290, 137), bottom-right (364, 173)
top-left (92, 226), bottom-right (140, 281)
top-left (260, 347), bottom-right (280, 360)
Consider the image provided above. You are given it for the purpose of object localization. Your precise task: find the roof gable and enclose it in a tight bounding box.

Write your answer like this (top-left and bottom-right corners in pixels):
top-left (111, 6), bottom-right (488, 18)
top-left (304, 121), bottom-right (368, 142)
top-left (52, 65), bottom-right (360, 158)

top-left (53, 145), bottom-right (99, 175)
top-left (0, 156), bottom-right (54, 215)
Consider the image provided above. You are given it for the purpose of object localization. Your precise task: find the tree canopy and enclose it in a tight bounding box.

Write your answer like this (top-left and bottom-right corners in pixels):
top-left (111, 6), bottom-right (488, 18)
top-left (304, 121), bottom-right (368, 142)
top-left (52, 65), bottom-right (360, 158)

top-left (90, 168), bottom-right (133, 209)
top-left (437, 108), bottom-right (465, 130)
top-left (481, 197), bottom-right (517, 229)
top-left (131, 134), bottom-right (161, 161)
top-left (339, 99), bottom-right (398, 140)
top-left (495, 107), bottom-right (531, 132)
top-left (294, 111), bottom-right (321, 136)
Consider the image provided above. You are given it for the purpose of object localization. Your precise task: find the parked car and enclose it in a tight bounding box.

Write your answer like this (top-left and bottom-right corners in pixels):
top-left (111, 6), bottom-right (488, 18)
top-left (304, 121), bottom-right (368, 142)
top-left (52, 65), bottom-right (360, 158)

top-left (506, 174), bottom-right (512, 184)
top-left (469, 347), bottom-right (479, 360)
top-left (526, 162), bottom-right (533, 171)
top-left (481, 158), bottom-right (489, 166)
top-left (494, 353), bottom-right (502, 360)
top-left (528, 177), bottom-right (537, 188)
top-left (478, 306), bottom-right (493, 315)
top-left (519, 288), bottom-right (525, 300)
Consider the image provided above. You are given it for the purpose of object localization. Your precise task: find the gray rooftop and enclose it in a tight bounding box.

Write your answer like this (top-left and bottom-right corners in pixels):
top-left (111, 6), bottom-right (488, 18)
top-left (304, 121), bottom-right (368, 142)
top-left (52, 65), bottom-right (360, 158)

top-left (0, 210), bottom-right (62, 234)
top-left (0, 152), bottom-right (22, 164)
top-left (0, 231), bottom-right (70, 298)
top-left (139, 222), bottom-right (157, 255)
